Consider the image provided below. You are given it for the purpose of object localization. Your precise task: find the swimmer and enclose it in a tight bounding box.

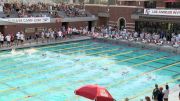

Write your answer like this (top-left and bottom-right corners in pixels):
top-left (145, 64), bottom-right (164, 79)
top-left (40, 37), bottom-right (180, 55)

top-left (25, 95), bottom-right (32, 98)
top-left (121, 71), bottom-right (129, 76)
top-left (57, 54), bottom-right (60, 57)
top-left (42, 53), bottom-right (47, 57)
top-left (147, 75), bottom-right (152, 80)
top-left (146, 75), bottom-right (156, 81)
top-left (11, 48), bottom-right (16, 54)
top-left (74, 59), bottom-right (80, 61)
top-left (23, 50), bottom-right (28, 55)
top-left (101, 68), bottom-right (108, 71)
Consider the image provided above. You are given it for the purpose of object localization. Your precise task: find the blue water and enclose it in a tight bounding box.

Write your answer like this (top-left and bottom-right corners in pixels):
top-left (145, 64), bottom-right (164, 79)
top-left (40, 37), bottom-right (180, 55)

top-left (0, 40), bottom-right (179, 101)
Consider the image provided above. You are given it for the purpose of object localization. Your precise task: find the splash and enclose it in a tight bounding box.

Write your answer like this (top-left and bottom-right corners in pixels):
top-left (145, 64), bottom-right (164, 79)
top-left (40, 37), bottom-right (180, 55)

top-left (24, 48), bottom-right (37, 55)
top-left (11, 48), bottom-right (16, 55)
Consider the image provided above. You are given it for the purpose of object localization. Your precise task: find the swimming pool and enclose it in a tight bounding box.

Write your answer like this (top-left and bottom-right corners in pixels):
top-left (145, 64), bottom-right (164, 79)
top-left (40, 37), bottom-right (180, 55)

top-left (0, 40), bottom-right (179, 101)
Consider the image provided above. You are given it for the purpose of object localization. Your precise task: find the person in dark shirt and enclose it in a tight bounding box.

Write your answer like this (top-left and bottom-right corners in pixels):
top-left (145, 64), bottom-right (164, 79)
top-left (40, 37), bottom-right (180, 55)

top-left (158, 87), bottom-right (164, 101)
top-left (152, 84), bottom-right (160, 101)
top-left (179, 84), bottom-right (180, 100)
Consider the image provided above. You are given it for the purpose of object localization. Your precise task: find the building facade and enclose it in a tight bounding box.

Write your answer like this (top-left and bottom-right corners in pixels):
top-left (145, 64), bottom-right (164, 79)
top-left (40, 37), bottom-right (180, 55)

top-left (83, 0), bottom-right (180, 33)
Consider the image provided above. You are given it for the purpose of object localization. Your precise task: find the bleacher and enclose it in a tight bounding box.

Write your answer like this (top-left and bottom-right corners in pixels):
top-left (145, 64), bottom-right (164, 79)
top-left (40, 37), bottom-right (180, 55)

top-left (0, 2), bottom-right (92, 18)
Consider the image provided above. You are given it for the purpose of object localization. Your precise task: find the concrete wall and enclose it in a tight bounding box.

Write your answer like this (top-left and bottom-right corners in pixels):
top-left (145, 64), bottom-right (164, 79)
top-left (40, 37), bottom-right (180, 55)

top-left (3, 22), bottom-right (61, 36)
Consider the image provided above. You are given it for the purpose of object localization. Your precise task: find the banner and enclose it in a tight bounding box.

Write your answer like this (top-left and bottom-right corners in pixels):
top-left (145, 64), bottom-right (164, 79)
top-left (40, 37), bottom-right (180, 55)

top-left (144, 9), bottom-right (180, 16)
top-left (0, 17), bottom-right (51, 24)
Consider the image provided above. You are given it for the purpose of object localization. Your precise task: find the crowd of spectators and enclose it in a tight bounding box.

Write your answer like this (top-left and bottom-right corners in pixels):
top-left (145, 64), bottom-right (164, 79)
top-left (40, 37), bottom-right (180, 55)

top-left (124, 84), bottom-right (180, 101)
top-left (0, 2), bottom-right (88, 18)
top-left (89, 26), bottom-right (180, 48)
top-left (0, 26), bottom-right (81, 48)
top-left (0, 25), bottom-right (179, 49)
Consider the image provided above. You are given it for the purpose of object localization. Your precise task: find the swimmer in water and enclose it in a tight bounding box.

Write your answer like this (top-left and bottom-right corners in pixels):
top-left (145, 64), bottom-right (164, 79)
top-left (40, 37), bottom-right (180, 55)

top-left (42, 53), bottom-right (47, 57)
top-left (102, 68), bottom-right (108, 71)
top-left (11, 48), bottom-right (16, 53)
top-left (25, 95), bottom-right (32, 98)
top-left (146, 75), bottom-right (156, 81)
top-left (74, 59), bottom-right (80, 61)
top-left (121, 71), bottom-right (129, 76)
top-left (57, 54), bottom-right (60, 57)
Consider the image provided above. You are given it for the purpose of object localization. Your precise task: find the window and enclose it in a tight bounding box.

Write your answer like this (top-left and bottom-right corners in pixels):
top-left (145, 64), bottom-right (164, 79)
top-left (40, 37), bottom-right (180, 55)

top-left (100, 0), bottom-right (108, 5)
top-left (88, 0), bottom-right (95, 4)
top-left (24, 28), bottom-right (35, 33)
top-left (118, 18), bottom-right (126, 31)
top-left (166, 2), bottom-right (180, 9)
top-left (144, 1), bottom-right (156, 8)
top-left (125, 1), bottom-right (135, 6)
top-left (108, 0), bottom-right (116, 5)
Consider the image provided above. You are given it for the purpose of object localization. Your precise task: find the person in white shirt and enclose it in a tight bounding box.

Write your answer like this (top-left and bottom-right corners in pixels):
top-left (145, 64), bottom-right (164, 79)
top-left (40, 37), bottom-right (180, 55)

top-left (45, 31), bottom-right (50, 42)
top-left (20, 33), bottom-right (25, 44)
top-left (58, 30), bottom-right (63, 39)
top-left (6, 34), bottom-right (11, 47)
top-left (0, 33), bottom-right (4, 47)
top-left (39, 31), bottom-right (45, 43)
top-left (163, 85), bottom-right (169, 101)
top-left (16, 32), bottom-right (21, 46)
top-left (50, 31), bottom-right (55, 40)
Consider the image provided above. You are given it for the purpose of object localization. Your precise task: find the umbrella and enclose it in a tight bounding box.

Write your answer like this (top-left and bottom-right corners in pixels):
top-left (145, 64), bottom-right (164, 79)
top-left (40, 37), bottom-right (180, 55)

top-left (75, 84), bottom-right (115, 101)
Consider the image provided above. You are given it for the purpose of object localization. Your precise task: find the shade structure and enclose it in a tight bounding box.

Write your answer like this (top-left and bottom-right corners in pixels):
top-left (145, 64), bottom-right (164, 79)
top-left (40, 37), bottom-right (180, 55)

top-left (164, 0), bottom-right (178, 2)
top-left (75, 84), bottom-right (115, 101)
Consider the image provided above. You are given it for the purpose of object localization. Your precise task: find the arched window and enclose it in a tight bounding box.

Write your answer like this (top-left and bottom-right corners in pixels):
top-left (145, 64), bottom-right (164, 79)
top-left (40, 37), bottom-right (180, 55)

top-left (118, 17), bottom-right (126, 31)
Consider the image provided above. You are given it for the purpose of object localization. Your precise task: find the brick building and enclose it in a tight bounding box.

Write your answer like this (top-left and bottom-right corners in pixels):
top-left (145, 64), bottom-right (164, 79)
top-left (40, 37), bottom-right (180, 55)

top-left (0, 0), bottom-right (179, 36)
top-left (83, 0), bottom-right (180, 33)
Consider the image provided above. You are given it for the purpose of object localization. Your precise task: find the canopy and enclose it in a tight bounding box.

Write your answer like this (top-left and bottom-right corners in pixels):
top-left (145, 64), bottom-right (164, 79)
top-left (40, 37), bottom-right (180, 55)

top-left (75, 84), bottom-right (115, 101)
top-left (164, 0), bottom-right (178, 2)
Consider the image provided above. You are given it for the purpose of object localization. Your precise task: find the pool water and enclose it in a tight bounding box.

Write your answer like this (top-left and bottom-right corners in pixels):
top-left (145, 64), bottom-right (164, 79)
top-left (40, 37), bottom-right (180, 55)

top-left (0, 40), bottom-right (179, 101)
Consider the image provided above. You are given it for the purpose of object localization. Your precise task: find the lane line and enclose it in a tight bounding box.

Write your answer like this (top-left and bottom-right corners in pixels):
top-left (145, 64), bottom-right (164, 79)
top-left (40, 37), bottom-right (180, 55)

top-left (0, 40), bottom-right (89, 55)
top-left (12, 63), bottom-right (179, 101)
top-left (0, 43), bottom-right (98, 68)
top-left (0, 45), bottom-right (121, 73)
top-left (9, 52), bottom-right (170, 100)
top-left (107, 61), bottom-right (180, 88)
top-left (0, 49), bottom-right (134, 82)
top-left (0, 49), bottom-right (138, 94)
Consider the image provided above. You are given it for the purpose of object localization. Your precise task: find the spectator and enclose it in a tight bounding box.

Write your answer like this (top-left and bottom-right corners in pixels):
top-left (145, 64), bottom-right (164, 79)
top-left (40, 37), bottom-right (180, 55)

top-left (179, 84), bottom-right (180, 100)
top-left (20, 32), bottom-right (25, 44)
top-left (152, 84), bottom-right (160, 101)
top-left (0, 32), bottom-right (4, 47)
top-left (16, 32), bottom-right (21, 46)
top-left (163, 85), bottom-right (169, 101)
top-left (5, 34), bottom-right (11, 47)
top-left (158, 87), bottom-right (164, 101)
top-left (145, 96), bottom-right (151, 101)
top-left (124, 98), bottom-right (129, 101)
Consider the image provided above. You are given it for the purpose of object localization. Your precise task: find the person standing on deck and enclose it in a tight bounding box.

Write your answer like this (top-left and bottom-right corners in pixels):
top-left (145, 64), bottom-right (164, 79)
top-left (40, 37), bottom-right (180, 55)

top-left (158, 87), bottom-right (164, 101)
top-left (6, 34), bottom-right (11, 47)
top-left (0, 33), bottom-right (4, 47)
top-left (179, 84), bottom-right (180, 100)
top-left (152, 84), bottom-right (160, 101)
top-left (163, 85), bottom-right (169, 101)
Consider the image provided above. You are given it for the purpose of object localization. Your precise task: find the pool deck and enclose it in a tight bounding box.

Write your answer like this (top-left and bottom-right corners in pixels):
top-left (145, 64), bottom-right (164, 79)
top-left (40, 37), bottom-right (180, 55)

top-left (169, 85), bottom-right (180, 101)
top-left (0, 36), bottom-right (92, 51)
top-left (0, 36), bottom-right (179, 100)
top-left (95, 38), bottom-right (180, 54)
top-left (1, 36), bottom-right (179, 54)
